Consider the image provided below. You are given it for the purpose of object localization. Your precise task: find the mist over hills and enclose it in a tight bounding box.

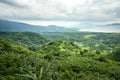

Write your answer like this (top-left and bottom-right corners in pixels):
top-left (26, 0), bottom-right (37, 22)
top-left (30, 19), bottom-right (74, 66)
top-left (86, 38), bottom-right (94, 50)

top-left (77, 23), bottom-right (120, 33)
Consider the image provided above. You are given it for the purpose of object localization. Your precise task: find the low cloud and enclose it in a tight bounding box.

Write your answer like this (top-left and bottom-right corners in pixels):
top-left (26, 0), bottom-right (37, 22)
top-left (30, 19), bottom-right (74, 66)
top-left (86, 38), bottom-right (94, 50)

top-left (79, 26), bottom-right (120, 33)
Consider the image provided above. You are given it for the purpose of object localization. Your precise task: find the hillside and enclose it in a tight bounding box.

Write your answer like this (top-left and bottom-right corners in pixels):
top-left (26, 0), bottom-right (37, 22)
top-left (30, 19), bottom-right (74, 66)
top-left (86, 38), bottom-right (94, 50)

top-left (0, 32), bottom-right (48, 51)
top-left (0, 38), bottom-right (34, 54)
top-left (37, 40), bottom-right (82, 57)
top-left (0, 37), bottom-right (120, 80)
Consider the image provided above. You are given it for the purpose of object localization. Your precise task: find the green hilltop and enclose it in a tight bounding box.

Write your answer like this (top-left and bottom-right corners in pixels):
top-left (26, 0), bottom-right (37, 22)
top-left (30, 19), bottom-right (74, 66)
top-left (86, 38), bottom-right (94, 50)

top-left (0, 32), bottom-right (120, 80)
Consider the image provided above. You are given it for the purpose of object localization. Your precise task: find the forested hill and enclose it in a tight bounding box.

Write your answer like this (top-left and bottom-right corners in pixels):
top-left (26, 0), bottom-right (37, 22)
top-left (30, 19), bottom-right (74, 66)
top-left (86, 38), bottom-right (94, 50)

top-left (0, 38), bottom-right (34, 54)
top-left (0, 32), bottom-right (48, 51)
top-left (0, 35), bottom-right (120, 80)
top-left (0, 19), bottom-right (76, 32)
top-left (37, 40), bottom-right (82, 56)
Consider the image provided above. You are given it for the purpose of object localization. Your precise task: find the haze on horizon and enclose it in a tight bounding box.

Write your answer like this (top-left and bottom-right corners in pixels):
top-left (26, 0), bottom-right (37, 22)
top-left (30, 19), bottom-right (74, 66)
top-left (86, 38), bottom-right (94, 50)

top-left (0, 0), bottom-right (120, 32)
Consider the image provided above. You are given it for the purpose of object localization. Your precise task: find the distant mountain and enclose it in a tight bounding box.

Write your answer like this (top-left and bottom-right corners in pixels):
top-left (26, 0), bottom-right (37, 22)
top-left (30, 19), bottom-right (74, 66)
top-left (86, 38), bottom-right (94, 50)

top-left (0, 19), bottom-right (76, 32)
top-left (106, 23), bottom-right (120, 26)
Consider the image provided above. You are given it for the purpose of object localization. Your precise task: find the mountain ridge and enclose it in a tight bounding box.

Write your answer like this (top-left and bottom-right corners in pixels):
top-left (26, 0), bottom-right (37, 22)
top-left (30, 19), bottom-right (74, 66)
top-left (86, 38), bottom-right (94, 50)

top-left (0, 19), bottom-right (76, 32)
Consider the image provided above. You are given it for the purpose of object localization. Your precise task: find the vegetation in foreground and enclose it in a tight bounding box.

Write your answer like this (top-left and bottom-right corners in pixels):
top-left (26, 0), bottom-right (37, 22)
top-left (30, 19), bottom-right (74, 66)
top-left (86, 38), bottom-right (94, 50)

top-left (0, 32), bottom-right (120, 80)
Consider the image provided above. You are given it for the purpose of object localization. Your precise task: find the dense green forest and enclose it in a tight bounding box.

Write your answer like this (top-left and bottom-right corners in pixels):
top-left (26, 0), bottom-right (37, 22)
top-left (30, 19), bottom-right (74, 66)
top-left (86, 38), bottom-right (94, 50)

top-left (0, 32), bottom-right (120, 80)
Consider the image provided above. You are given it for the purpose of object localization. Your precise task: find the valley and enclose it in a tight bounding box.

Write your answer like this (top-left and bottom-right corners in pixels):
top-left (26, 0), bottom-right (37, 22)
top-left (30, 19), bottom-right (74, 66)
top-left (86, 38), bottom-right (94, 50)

top-left (0, 0), bottom-right (120, 80)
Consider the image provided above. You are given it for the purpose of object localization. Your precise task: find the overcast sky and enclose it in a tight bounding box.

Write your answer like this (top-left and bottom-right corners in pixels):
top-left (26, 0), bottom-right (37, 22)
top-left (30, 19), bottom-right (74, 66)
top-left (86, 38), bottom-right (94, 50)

top-left (0, 0), bottom-right (120, 27)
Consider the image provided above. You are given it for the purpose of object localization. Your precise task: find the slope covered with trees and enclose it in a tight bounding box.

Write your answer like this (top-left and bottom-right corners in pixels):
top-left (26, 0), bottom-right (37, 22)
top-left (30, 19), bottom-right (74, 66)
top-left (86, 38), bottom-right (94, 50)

top-left (0, 32), bottom-right (48, 51)
top-left (37, 40), bottom-right (81, 56)
top-left (0, 38), bottom-right (34, 54)
top-left (0, 32), bottom-right (120, 80)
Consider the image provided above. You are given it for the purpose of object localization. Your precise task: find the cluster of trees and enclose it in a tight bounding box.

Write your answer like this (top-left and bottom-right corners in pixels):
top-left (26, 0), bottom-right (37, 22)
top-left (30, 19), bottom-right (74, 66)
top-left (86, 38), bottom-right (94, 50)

top-left (0, 38), bottom-right (34, 54)
top-left (0, 32), bottom-right (48, 51)
top-left (0, 32), bottom-right (120, 80)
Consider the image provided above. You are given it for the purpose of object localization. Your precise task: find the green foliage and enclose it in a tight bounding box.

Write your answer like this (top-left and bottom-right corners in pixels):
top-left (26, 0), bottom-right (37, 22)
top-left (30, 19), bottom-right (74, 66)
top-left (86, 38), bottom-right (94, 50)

top-left (0, 53), bottom-right (25, 80)
top-left (0, 38), bottom-right (14, 53)
top-left (107, 48), bottom-right (120, 62)
top-left (37, 40), bottom-right (81, 57)
top-left (0, 32), bottom-right (48, 51)
top-left (0, 32), bottom-right (120, 80)
top-left (43, 32), bottom-right (120, 52)
top-left (113, 49), bottom-right (120, 61)
top-left (0, 53), bottom-right (22, 75)
top-left (0, 37), bottom-right (34, 54)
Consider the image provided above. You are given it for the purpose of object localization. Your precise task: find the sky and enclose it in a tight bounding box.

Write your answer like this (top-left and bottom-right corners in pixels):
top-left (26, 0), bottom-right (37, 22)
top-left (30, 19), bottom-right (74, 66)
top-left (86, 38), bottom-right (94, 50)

top-left (0, 0), bottom-right (120, 27)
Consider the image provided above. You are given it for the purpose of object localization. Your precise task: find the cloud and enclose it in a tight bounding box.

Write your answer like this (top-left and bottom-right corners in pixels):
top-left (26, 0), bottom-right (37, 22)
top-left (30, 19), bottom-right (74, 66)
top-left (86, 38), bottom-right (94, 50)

top-left (0, 0), bottom-right (27, 8)
top-left (0, 0), bottom-right (120, 26)
top-left (78, 26), bottom-right (120, 33)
